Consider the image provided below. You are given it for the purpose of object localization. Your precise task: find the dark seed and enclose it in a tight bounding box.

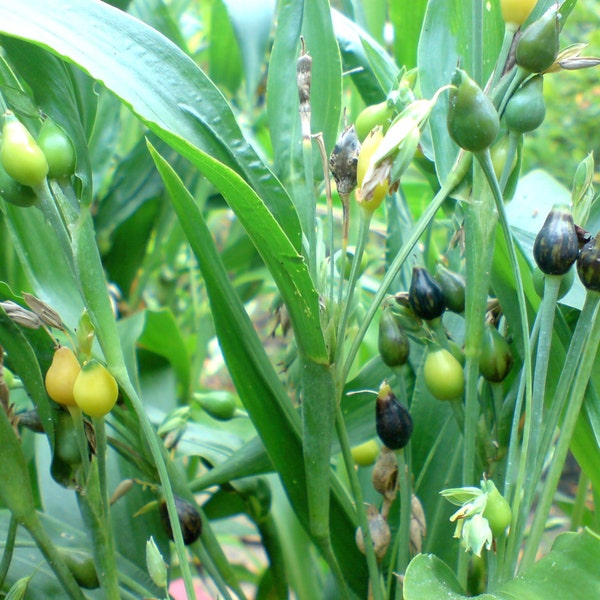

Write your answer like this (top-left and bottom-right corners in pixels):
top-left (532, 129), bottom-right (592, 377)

top-left (159, 495), bottom-right (202, 545)
top-left (376, 382), bottom-right (413, 450)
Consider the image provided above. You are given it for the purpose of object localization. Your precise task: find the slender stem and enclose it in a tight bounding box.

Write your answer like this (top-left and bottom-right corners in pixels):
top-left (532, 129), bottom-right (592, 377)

top-left (501, 367), bottom-right (527, 580)
top-left (336, 194), bottom-right (350, 308)
top-left (487, 547), bottom-right (497, 591)
top-left (497, 67), bottom-right (529, 116)
top-left (301, 137), bottom-right (318, 278)
top-left (118, 570), bottom-right (167, 598)
top-left (499, 131), bottom-right (520, 192)
top-left (476, 149), bottom-right (533, 579)
top-left (119, 380), bottom-right (198, 600)
top-left (430, 317), bottom-right (451, 352)
top-left (526, 275), bottom-right (560, 489)
top-left (505, 294), bottom-right (599, 578)
top-left (414, 413), bottom-right (453, 493)
top-left (490, 382), bottom-right (504, 439)
top-left (521, 293), bottom-right (600, 569)
top-left (335, 210), bottom-right (371, 368)
top-left (395, 447), bottom-right (412, 594)
top-left (77, 462), bottom-right (120, 598)
top-left (33, 179), bottom-right (75, 273)
top-left (24, 516), bottom-right (87, 600)
top-left (571, 471), bottom-right (590, 532)
top-left (334, 408), bottom-right (385, 600)
top-left (93, 417), bottom-right (110, 534)
top-left (67, 405), bottom-right (90, 478)
top-left (489, 24), bottom-right (518, 91)
top-left (462, 157), bottom-right (497, 496)
top-left (0, 514), bottom-right (17, 588)
top-left (471, 0), bottom-right (484, 85)
top-left (537, 294), bottom-right (599, 476)
top-left (328, 192), bottom-right (336, 309)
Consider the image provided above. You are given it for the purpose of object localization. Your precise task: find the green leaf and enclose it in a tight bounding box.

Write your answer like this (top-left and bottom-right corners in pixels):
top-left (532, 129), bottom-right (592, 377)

top-left (138, 308), bottom-right (191, 399)
top-left (148, 145), bottom-right (368, 596)
top-left (222, 0), bottom-right (275, 99)
top-left (302, 0), bottom-right (342, 155)
top-left (0, 0), bottom-right (302, 249)
top-left (209, 0), bottom-right (243, 95)
top-left (360, 36), bottom-right (400, 97)
top-left (266, 0), bottom-right (303, 181)
top-left (390, 0), bottom-right (427, 69)
top-left (332, 9), bottom-right (387, 105)
top-left (2, 203), bottom-right (84, 329)
top-left (149, 133), bottom-right (327, 363)
top-left (405, 530), bottom-right (600, 599)
top-left (0, 509), bottom-right (161, 599)
top-left (267, 0), bottom-right (341, 180)
top-left (498, 529), bottom-right (600, 599)
top-left (404, 553), bottom-right (492, 600)
top-left (0, 296), bottom-right (54, 447)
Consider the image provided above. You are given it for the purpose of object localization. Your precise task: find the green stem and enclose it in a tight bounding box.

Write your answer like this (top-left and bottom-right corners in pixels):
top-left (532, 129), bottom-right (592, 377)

top-left (505, 293), bottom-right (598, 579)
top-left (301, 361), bottom-right (345, 597)
top-left (521, 293), bottom-right (600, 569)
top-left (537, 294), bottom-right (599, 476)
top-left (490, 533), bottom-right (507, 591)
top-left (497, 67), bottom-right (529, 117)
top-left (301, 137), bottom-right (318, 278)
top-left (462, 156), bottom-right (498, 494)
top-left (489, 24), bottom-right (518, 90)
top-left (501, 367), bottom-right (527, 579)
top-left (0, 514), bottom-right (16, 588)
top-left (499, 131), bottom-right (520, 193)
top-left (33, 179), bottom-right (75, 273)
top-left (395, 447), bottom-right (412, 595)
top-left (77, 461), bottom-right (120, 598)
top-left (414, 413), bottom-right (453, 493)
top-left (342, 153), bottom-right (471, 381)
top-left (487, 547), bottom-right (497, 591)
top-left (571, 471), bottom-right (590, 532)
top-left (67, 405), bottom-right (90, 479)
top-left (24, 516), bottom-right (87, 600)
top-left (328, 191), bottom-right (336, 309)
top-left (93, 417), bottom-right (110, 536)
top-left (336, 193), bottom-right (351, 308)
top-left (118, 570), bottom-right (166, 598)
top-left (430, 317), bottom-right (451, 352)
top-left (524, 275), bottom-right (560, 486)
top-left (334, 408), bottom-right (384, 600)
top-left (471, 0), bottom-right (484, 85)
top-left (490, 382), bottom-right (504, 440)
top-left (476, 149), bottom-right (533, 580)
top-left (335, 209), bottom-right (371, 369)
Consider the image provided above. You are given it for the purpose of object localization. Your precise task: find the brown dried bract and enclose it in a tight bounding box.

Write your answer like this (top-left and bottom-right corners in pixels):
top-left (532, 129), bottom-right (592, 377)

top-left (372, 446), bottom-right (398, 503)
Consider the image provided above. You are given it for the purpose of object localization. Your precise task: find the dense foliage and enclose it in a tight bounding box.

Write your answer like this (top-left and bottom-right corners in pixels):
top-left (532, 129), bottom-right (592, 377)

top-left (0, 1), bottom-right (599, 599)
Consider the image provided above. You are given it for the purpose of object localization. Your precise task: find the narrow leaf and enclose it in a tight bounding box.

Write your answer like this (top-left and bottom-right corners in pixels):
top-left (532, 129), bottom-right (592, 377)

top-left (149, 144), bottom-right (368, 595)
top-left (0, 0), bottom-right (302, 249)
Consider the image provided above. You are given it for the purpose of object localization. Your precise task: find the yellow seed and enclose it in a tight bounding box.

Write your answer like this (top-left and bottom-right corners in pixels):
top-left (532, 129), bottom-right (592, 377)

top-left (73, 360), bottom-right (118, 417)
top-left (500, 0), bottom-right (536, 26)
top-left (45, 347), bottom-right (81, 407)
top-left (356, 127), bottom-right (389, 212)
